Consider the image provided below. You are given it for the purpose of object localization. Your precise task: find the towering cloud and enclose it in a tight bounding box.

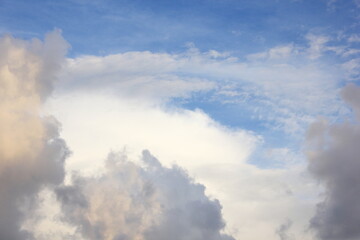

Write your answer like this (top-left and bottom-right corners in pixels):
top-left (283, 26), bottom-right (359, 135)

top-left (56, 150), bottom-right (235, 240)
top-left (307, 83), bottom-right (360, 240)
top-left (0, 31), bottom-right (69, 239)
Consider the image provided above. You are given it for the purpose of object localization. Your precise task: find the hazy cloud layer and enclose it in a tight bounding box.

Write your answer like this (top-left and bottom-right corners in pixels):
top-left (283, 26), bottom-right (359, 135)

top-left (307, 84), bottom-right (360, 240)
top-left (56, 150), bottom-right (234, 240)
top-left (0, 31), bottom-right (69, 239)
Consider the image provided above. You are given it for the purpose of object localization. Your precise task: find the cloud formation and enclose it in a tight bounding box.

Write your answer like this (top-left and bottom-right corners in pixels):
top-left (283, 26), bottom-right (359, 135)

top-left (56, 150), bottom-right (235, 240)
top-left (0, 31), bottom-right (69, 239)
top-left (46, 91), bottom-right (319, 240)
top-left (0, 32), bottom-right (237, 240)
top-left (276, 219), bottom-right (294, 240)
top-left (58, 38), bottom-right (344, 135)
top-left (307, 83), bottom-right (360, 240)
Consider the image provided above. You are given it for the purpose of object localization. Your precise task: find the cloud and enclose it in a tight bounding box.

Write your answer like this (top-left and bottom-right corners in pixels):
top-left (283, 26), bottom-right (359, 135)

top-left (276, 219), bottom-right (294, 240)
top-left (246, 44), bottom-right (296, 61)
top-left (46, 90), bottom-right (319, 240)
top-left (341, 58), bottom-right (360, 81)
top-left (341, 83), bottom-right (360, 119)
top-left (347, 34), bottom-right (360, 43)
top-left (57, 41), bottom-right (343, 135)
top-left (55, 150), bottom-right (235, 240)
top-left (0, 33), bottom-right (243, 240)
top-left (59, 51), bottom-right (215, 104)
top-left (25, 30), bottom-right (356, 240)
top-left (45, 33), bottom-right (349, 239)
top-left (307, 83), bottom-right (360, 240)
top-left (0, 31), bottom-right (69, 239)
top-left (305, 34), bottom-right (330, 60)
top-left (46, 92), bottom-right (258, 173)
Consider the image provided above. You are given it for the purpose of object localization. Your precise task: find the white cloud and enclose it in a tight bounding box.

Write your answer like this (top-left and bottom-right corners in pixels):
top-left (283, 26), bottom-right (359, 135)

top-left (39, 38), bottom-right (353, 239)
top-left (57, 42), bottom-right (344, 136)
top-left (46, 92), bottom-right (258, 174)
top-left (348, 34), bottom-right (360, 43)
top-left (59, 51), bottom-right (215, 104)
top-left (45, 91), bottom-right (319, 240)
top-left (247, 44), bottom-right (296, 61)
top-left (27, 31), bottom-right (358, 239)
top-left (342, 58), bottom-right (360, 81)
top-left (305, 34), bottom-right (330, 59)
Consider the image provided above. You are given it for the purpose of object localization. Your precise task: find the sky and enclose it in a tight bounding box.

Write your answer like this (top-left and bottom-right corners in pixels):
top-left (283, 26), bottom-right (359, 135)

top-left (0, 0), bottom-right (360, 240)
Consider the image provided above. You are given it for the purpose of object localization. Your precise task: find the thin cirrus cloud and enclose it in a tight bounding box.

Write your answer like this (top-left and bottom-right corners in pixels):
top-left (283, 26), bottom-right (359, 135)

top-left (57, 37), bottom-right (345, 136)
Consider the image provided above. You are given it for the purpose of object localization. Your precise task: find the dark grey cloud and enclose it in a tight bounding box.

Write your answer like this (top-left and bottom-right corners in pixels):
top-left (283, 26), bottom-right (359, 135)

top-left (0, 119), bottom-right (69, 240)
top-left (276, 219), bottom-right (294, 240)
top-left (341, 83), bottom-right (360, 120)
top-left (0, 31), bottom-right (69, 239)
top-left (56, 150), bottom-right (235, 240)
top-left (307, 83), bottom-right (360, 240)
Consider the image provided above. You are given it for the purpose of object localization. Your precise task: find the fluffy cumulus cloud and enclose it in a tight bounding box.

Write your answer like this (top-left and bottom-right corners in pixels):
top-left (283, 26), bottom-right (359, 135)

top-left (56, 150), bottom-right (235, 240)
top-left (307, 83), bottom-right (360, 240)
top-left (0, 31), bottom-right (69, 239)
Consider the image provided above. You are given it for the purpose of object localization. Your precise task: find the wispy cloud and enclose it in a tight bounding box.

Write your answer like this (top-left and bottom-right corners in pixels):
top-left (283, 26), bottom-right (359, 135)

top-left (58, 35), bottom-right (348, 136)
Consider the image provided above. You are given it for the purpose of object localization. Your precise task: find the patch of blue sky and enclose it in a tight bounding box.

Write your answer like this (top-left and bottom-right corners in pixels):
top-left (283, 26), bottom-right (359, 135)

top-left (172, 87), bottom-right (304, 143)
top-left (1, 0), bottom-right (359, 57)
top-left (175, 91), bottom-right (265, 130)
top-left (178, 95), bottom-right (304, 169)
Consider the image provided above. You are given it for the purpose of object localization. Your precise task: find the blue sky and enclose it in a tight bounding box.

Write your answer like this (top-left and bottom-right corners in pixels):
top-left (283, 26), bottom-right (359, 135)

top-left (1, 0), bottom-right (359, 55)
top-left (1, 1), bottom-right (360, 239)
